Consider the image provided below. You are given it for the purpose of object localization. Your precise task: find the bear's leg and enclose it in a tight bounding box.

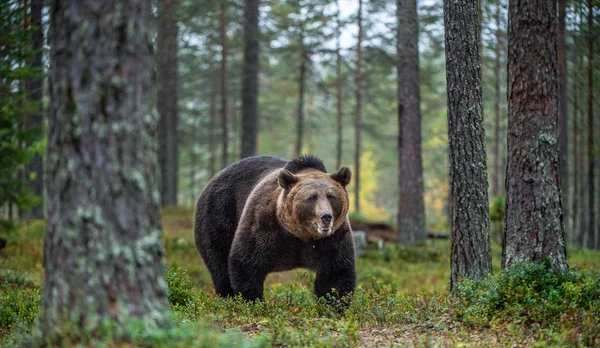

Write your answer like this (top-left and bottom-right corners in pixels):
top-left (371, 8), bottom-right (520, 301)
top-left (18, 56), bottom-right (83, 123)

top-left (228, 241), bottom-right (268, 301)
top-left (204, 252), bottom-right (235, 297)
top-left (314, 230), bottom-right (357, 303)
top-left (196, 228), bottom-right (236, 297)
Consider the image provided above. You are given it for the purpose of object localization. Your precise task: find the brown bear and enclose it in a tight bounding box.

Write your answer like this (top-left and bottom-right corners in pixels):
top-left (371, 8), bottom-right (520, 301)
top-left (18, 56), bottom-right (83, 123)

top-left (193, 155), bottom-right (356, 302)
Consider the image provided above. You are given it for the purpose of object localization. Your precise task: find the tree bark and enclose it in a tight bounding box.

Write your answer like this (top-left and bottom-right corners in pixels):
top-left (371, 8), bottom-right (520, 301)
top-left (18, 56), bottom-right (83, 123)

top-left (42, 0), bottom-right (169, 340)
top-left (209, 67), bottom-right (217, 178)
top-left (157, 0), bottom-right (179, 206)
top-left (22, 0), bottom-right (44, 219)
top-left (558, 0), bottom-right (569, 236)
top-left (586, 0), bottom-right (595, 250)
top-left (354, 0), bottom-right (363, 214)
top-left (572, 59), bottom-right (580, 244)
top-left (220, 1), bottom-right (229, 169)
top-left (444, 0), bottom-right (493, 292)
top-left (295, 37), bottom-right (306, 158)
top-left (240, 0), bottom-right (260, 159)
top-left (397, 0), bottom-right (426, 243)
top-left (502, 0), bottom-right (567, 270)
top-left (336, 0), bottom-right (343, 170)
top-left (491, 0), bottom-right (502, 198)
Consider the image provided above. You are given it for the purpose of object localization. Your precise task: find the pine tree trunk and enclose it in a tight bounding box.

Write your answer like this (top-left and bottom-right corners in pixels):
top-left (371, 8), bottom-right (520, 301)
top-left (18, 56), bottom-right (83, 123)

top-left (157, 0), bottom-right (179, 206)
top-left (397, 0), bottom-right (425, 243)
top-left (502, 0), bottom-right (567, 270)
top-left (354, 0), bottom-right (363, 214)
top-left (295, 39), bottom-right (306, 158)
top-left (444, 0), bottom-right (493, 292)
top-left (240, 0), bottom-right (259, 159)
top-left (42, 0), bottom-right (169, 340)
top-left (572, 64), bottom-right (579, 244)
top-left (491, 0), bottom-right (502, 198)
top-left (22, 0), bottom-right (44, 219)
top-left (587, 0), bottom-right (595, 250)
top-left (209, 67), bottom-right (217, 178)
top-left (558, 0), bottom-right (569, 236)
top-left (336, 1), bottom-right (343, 170)
top-left (220, 1), bottom-right (229, 169)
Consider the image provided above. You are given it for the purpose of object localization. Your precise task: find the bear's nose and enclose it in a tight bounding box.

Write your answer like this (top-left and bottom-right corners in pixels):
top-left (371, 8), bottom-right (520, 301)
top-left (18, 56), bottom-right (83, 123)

top-left (320, 212), bottom-right (333, 225)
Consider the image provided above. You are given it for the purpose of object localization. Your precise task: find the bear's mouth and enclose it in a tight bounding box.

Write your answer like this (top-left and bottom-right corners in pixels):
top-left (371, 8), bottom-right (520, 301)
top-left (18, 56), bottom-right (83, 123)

top-left (316, 224), bottom-right (332, 234)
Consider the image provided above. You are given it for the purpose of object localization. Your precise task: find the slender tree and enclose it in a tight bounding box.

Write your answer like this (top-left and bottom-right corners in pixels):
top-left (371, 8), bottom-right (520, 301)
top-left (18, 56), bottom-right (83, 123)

top-left (397, 0), bottom-right (426, 243)
top-left (209, 65), bottom-right (217, 178)
top-left (41, 0), bottom-right (169, 340)
top-left (502, 0), bottom-right (567, 270)
top-left (558, 0), bottom-right (569, 233)
top-left (572, 60), bottom-right (580, 243)
top-left (157, 0), bottom-right (179, 206)
top-left (491, 0), bottom-right (503, 198)
top-left (22, 0), bottom-right (44, 219)
top-left (444, 0), bottom-right (493, 292)
top-left (220, 0), bottom-right (229, 168)
top-left (240, 0), bottom-right (260, 158)
top-left (586, 0), bottom-right (595, 250)
top-left (295, 31), bottom-right (307, 157)
top-left (335, 0), bottom-right (343, 170)
top-left (354, 0), bottom-right (363, 214)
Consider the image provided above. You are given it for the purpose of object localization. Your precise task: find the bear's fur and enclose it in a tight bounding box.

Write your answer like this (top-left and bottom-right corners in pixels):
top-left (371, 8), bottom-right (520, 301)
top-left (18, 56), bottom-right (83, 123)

top-left (193, 155), bottom-right (356, 301)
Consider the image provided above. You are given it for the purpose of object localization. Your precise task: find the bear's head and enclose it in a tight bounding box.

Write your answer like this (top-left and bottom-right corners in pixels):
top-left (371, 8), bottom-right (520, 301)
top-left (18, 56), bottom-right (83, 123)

top-left (276, 167), bottom-right (351, 241)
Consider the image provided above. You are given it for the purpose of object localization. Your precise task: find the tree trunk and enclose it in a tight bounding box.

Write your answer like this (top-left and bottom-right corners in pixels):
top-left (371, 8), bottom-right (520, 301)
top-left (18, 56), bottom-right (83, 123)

top-left (587, 0), bottom-right (595, 250)
top-left (491, 0), bottom-right (502, 198)
top-left (572, 61), bottom-right (579, 245)
top-left (336, 0), bottom-right (343, 170)
top-left (220, 1), bottom-right (229, 169)
top-left (502, 0), bottom-right (567, 270)
top-left (22, 0), bottom-right (44, 219)
top-left (295, 39), bottom-right (306, 158)
top-left (157, 0), bottom-right (179, 206)
top-left (354, 0), bottom-right (363, 214)
top-left (397, 0), bottom-right (426, 243)
top-left (240, 0), bottom-right (259, 159)
top-left (444, 0), bottom-right (493, 292)
top-left (209, 67), bottom-right (217, 178)
top-left (42, 0), bottom-right (169, 341)
top-left (558, 0), bottom-right (569, 236)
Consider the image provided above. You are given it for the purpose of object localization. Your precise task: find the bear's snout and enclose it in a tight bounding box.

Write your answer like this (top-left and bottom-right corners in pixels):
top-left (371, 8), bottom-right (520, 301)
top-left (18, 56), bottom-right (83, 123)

top-left (320, 211), bottom-right (333, 225)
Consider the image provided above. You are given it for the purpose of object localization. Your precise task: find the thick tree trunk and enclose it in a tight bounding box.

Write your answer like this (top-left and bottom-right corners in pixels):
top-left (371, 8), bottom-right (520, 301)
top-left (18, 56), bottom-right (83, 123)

top-left (444, 0), bottom-right (493, 292)
top-left (336, 1), bottom-right (343, 170)
top-left (502, 0), bottom-right (567, 270)
top-left (397, 0), bottom-right (425, 243)
top-left (157, 0), bottom-right (179, 206)
top-left (558, 0), bottom-right (569, 235)
top-left (586, 0), bottom-right (595, 250)
top-left (491, 0), bottom-right (502, 198)
top-left (42, 0), bottom-right (169, 341)
top-left (220, 1), bottom-right (229, 169)
top-left (295, 41), bottom-right (306, 158)
top-left (240, 0), bottom-right (259, 159)
top-left (354, 0), bottom-right (363, 214)
top-left (22, 0), bottom-right (44, 219)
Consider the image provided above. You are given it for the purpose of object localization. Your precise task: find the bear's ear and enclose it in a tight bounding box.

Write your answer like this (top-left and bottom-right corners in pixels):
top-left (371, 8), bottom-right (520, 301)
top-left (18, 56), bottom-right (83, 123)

top-left (331, 167), bottom-right (351, 187)
top-left (278, 169), bottom-right (299, 191)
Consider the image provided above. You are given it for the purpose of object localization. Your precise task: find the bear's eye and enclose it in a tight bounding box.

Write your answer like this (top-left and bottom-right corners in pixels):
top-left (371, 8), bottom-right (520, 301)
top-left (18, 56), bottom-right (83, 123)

top-left (308, 194), bottom-right (318, 201)
top-left (326, 194), bottom-right (337, 201)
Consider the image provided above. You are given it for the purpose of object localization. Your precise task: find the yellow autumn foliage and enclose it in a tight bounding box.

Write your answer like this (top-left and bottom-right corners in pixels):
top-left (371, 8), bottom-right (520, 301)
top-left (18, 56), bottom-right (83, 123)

top-left (347, 150), bottom-right (391, 221)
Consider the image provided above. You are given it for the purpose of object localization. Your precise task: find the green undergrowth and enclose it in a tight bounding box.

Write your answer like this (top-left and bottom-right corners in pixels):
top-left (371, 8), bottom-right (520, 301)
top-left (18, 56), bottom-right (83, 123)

top-left (455, 261), bottom-right (600, 346)
top-left (1, 207), bottom-right (600, 346)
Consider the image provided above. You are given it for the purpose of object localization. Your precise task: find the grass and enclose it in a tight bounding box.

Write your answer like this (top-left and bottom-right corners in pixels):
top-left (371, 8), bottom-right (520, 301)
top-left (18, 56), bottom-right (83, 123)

top-left (1, 206), bottom-right (599, 346)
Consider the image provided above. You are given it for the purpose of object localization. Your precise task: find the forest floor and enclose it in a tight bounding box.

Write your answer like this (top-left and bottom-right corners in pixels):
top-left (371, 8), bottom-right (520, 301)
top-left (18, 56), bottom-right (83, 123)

top-left (1, 206), bottom-right (599, 347)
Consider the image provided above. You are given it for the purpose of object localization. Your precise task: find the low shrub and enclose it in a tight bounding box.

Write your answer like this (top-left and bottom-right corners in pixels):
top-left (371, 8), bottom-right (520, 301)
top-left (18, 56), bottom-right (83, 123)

top-left (454, 261), bottom-right (600, 344)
